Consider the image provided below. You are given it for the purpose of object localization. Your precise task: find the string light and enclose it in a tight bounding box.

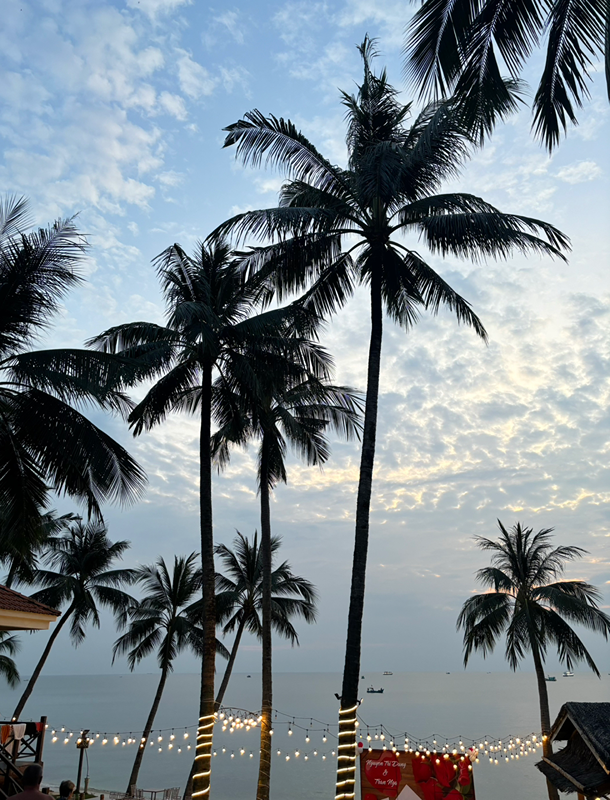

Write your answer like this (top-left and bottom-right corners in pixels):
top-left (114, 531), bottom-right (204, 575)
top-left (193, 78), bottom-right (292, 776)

top-left (43, 708), bottom-right (542, 777)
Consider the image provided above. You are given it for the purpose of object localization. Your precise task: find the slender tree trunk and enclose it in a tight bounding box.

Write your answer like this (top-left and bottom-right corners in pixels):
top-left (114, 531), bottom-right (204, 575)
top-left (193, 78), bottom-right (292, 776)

top-left (256, 443), bottom-right (273, 800)
top-left (12, 604), bottom-right (73, 720)
top-left (192, 363), bottom-right (216, 799)
top-left (215, 617), bottom-right (247, 708)
top-left (336, 268), bottom-right (383, 800)
top-left (183, 618), bottom-right (248, 800)
top-left (126, 665), bottom-right (170, 794)
top-left (531, 641), bottom-right (560, 800)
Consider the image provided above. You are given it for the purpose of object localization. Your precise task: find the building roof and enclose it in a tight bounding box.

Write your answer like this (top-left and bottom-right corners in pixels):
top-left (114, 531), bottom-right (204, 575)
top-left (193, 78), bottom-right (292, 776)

top-left (536, 703), bottom-right (610, 798)
top-left (0, 585), bottom-right (59, 617)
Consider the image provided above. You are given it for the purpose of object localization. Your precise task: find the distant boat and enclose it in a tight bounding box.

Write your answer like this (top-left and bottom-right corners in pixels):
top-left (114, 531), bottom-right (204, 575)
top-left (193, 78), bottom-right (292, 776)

top-left (247, 675), bottom-right (251, 678)
top-left (563, 671), bottom-right (574, 677)
top-left (446, 672), bottom-right (450, 675)
top-left (545, 675), bottom-right (557, 682)
top-left (367, 686), bottom-right (384, 694)
top-left (383, 671), bottom-right (393, 676)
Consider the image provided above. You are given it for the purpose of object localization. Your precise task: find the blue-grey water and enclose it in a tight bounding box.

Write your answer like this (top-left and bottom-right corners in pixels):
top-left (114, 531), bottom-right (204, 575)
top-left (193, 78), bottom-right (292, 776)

top-left (1, 671), bottom-right (608, 799)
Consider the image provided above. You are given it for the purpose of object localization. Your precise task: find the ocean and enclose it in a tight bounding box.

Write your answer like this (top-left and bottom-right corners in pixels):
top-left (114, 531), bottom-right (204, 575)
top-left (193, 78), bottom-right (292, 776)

top-left (1, 671), bottom-right (608, 799)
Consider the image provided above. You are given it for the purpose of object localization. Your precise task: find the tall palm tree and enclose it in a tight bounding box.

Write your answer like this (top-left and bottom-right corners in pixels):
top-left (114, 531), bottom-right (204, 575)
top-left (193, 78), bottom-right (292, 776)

top-left (218, 37), bottom-right (570, 799)
top-left (12, 521), bottom-right (136, 719)
top-left (212, 352), bottom-right (360, 800)
top-left (214, 532), bottom-right (317, 708)
top-left (0, 632), bottom-right (20, 688)
top-left (0, 195), bottom-right (147, 547)
top-left (181, 533), bottom-right (318, 800)
top-left (88, 238), bottom-right (316, 798)
top-left (113, 554), bottom-right (229, 795)
top-left (404, 0), bottom-right (608, 149)
top-left (457, 521), bottom-right (610, 800)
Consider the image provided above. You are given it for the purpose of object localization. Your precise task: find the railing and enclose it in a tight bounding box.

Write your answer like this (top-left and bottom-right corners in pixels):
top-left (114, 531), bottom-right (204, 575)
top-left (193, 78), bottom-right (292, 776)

top-left (0, 717), bottom-right (46, 797)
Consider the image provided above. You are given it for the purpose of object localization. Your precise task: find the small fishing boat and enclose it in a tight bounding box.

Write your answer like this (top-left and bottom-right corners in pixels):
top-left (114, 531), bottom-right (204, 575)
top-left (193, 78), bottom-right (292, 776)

top-left (563, 671), bottom-right (574, 677)
top-left (383, 671), bottom-right (393, 676)
top-left (545, 675), bottom-right (557, 682)
top-left (367, 686), bottom-right (384, 694)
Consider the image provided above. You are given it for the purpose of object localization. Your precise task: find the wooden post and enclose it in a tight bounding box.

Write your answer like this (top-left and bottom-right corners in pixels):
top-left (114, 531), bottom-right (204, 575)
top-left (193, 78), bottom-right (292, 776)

top-left (36, 716), bottom-right (47, 764)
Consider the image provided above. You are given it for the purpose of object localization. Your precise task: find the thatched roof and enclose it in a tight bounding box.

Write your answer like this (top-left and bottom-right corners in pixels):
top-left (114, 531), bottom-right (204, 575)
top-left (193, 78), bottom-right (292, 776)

top-left (536, 703), bottom-right (610, 798)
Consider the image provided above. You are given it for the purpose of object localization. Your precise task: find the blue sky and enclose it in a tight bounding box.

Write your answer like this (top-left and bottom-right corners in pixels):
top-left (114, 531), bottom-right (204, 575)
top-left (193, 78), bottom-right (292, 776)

top-left (2, 0), bottom-right (610, 681)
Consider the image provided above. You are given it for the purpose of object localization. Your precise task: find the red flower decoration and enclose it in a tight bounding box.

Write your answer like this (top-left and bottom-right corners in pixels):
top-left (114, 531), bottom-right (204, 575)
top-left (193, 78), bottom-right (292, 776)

top-left (412, 757), bottom-right (432, 783)
top-left (458, 760), bottom-right (471, 787)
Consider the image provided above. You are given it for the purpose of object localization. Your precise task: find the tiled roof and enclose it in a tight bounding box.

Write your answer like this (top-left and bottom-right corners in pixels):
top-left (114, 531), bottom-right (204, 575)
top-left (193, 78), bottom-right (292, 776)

top-left (0, 585), bottom-right (60, 617)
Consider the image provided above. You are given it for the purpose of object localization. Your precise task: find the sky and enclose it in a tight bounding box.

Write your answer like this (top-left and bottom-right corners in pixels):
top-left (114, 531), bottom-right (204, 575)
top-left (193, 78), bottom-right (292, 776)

top-left (2, 0), bottom-right (610, 681)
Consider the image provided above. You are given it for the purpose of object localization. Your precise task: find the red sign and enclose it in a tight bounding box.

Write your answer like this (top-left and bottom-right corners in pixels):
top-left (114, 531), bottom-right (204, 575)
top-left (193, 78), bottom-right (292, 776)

top-left (360, 749), bottom-right (476, 800)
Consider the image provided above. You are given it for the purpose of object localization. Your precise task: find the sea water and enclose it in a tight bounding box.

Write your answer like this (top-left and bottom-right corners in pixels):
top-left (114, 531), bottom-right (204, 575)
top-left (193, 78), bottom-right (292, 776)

top-left (1, 671), bottom-right (608, 799)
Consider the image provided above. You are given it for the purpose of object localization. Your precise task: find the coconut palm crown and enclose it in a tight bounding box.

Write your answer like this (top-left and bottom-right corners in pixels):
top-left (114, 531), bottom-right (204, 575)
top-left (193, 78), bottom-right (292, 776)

top-left (12, 520), bottom-right (136, 719)
top-left (214, 531), bottom-right (318, 706)
top-left (218, 37), bottom-right (570, 800)
top-left (0, 195), bottom-right (146, 547)
top-left (113, 554), bottom-right (229, 795)
top-left (458, 518), bottom-right (610, 796)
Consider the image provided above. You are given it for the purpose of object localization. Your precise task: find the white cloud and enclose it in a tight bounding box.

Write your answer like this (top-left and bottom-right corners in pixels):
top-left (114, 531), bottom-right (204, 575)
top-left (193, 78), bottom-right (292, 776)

top-left (555, 160), bottom-right (602, 184)
top-left (158, 170), bottom-right (183, 187)
top-left (177, 50), bottom-right (218, 98)
top-left (219, 65), bottom-right (250, 93)
top-left (214, 10), bottom-right (246, 44)
top-left (126, 0), bottom-right (192, 19)
top-left (158, 90), bottom-right (188, 120)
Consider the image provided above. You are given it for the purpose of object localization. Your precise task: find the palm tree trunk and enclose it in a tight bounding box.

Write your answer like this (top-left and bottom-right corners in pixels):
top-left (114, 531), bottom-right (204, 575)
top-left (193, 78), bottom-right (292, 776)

top-left (531, 641), bottom-right (559, 800)
top-left (126, 664), bottom-right (170, 794)
top-left (215, 617), bottom-right (247, 708)
top-left (182, 618), bottom-right (248, 800)
top-left (12, 604), bottom-right (73, 720)
top-left (336, 268), bottom-right (383, 800)
top-left (256, 441), bottom-right (273, 800)
top-left (193, 362), bottom-right (216, 799)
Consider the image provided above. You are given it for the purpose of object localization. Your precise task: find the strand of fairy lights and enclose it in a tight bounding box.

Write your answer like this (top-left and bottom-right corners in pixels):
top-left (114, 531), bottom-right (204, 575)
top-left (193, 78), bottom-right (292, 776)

top-left (42, 710), bottom-right (545, 769)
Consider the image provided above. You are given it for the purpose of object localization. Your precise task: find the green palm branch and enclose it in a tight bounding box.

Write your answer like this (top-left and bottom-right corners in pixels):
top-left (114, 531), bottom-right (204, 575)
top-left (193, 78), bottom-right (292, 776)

top-left (0, 195), bottom-right (146, 552)
top-left (0, 632), bottom-right (20, 688)
top-left (404, 0), bottom-right (608, 150)
top-left (11, 520), bottom-right (136, 720)
top-left (458, 520), bottom-right (610, 800)
top-left (113, 554), bottom-right (228, 795)
top-left (218, 38), bottom-right (569, 800)
top-left (88, 237), bottom-right (317, 799)
top-left (0, 508), bottom-right (79, 588)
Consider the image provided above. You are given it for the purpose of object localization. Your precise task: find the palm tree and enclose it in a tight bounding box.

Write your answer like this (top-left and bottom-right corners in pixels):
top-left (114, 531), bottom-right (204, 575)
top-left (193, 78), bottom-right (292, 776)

top-left (0, 196), bottom-right (147, 549)
top-left (181, 533), bottom-right (318, 800)
top-left (113, 554), bottom-right (229, 795)
top-left (404, 0), bottom-right (608, 149)
top-left (212, 355), bottom-right (360, 800)
top-left (88, 238), bottom-right (316, 798)
top-left (218, 38), bottom-right (570, 799)
top-left (0, 632), bottom-right (20, 688)
top-left (215, 531), bottom-right (318, 706)
top-left (12, 520), bottom-right (136, 720)
top-left (457, 521), bottom-right (610, 800)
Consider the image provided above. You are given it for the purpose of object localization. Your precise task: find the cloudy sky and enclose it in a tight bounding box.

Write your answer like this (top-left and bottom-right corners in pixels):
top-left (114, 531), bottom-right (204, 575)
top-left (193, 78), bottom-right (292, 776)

top-left (3, 0), bottom-right (609, 679)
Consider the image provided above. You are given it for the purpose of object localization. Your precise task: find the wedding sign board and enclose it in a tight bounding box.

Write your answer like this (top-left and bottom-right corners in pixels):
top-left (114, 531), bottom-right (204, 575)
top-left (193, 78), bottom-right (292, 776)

top-left (359, 748), bottom-right (476, 800)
